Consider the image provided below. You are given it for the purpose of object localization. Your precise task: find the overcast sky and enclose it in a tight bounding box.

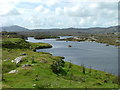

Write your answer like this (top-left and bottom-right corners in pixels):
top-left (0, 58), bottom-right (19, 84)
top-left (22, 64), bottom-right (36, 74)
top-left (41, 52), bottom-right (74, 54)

top-left (0, 0), bottom-right (119, 29)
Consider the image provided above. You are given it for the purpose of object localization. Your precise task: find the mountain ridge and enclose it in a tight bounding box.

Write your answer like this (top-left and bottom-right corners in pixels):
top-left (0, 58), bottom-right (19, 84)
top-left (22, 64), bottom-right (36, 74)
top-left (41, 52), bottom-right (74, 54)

top-left (0, 25), bottom-right (29, 32)
top-left (0, 25), bottom-right (119, 33)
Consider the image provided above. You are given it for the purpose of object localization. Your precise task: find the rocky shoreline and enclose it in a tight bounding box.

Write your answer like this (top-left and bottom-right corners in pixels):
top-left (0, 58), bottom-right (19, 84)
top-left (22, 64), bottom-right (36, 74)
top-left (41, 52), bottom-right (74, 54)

top-left (57, 36), bottom-right (120, 47)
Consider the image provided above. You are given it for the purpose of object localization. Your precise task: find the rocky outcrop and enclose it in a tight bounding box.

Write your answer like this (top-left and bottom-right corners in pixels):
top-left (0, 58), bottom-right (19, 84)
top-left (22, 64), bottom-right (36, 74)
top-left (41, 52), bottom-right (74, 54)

top-left (9, 70), bottom-right (18, 74)
top-left (12, 56), bottom-right (26, 64)
top-left (22, 64), bottom-right (31, 68)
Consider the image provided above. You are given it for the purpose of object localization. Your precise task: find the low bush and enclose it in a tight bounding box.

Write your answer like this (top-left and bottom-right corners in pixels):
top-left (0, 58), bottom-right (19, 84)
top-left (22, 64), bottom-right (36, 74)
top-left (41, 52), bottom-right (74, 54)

top-left (50, 59), bottom-right (66, 75)
top-left (2, 61), bottom-right (17, 73)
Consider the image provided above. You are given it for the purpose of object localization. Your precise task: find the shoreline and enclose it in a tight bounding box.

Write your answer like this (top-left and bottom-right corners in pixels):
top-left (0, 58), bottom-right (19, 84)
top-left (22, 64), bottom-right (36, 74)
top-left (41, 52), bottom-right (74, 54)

top-left (56, 37), bottom-right (120, 47)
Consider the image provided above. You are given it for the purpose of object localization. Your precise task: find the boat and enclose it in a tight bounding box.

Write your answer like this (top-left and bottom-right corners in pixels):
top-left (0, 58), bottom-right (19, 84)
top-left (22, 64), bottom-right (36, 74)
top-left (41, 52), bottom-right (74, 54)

top-left (106, 44), bottom-right (109, 46)
top-left (68, 45), bottom-right (72, 47)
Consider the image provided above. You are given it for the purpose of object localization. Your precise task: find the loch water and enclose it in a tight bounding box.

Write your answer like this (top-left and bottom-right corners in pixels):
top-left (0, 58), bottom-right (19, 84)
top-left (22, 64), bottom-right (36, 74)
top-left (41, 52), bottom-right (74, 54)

top-left (26, 37), bottom-right (118, 75)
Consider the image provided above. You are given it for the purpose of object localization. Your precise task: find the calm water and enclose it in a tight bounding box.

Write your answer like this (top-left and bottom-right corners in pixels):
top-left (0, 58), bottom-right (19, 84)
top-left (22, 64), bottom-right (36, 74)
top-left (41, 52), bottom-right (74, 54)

top-left (26, 37), bottom-right (118, 75)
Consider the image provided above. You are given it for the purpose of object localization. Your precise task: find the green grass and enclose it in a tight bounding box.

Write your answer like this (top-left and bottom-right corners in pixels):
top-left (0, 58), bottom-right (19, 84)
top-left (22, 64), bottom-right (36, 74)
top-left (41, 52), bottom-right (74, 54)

top-left (2, 38), bottom-right (52, 50)
top-left (29, 42), bottom-right (52, 51)
top-left (34, 35), bottom-right (60, 39)
top-left (2, 37), bottom-right (119, 88)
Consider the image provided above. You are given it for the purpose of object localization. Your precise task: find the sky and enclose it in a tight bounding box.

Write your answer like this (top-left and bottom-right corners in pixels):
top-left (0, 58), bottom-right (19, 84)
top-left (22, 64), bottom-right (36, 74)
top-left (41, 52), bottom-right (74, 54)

top-left (0, 0), bottom-right (119, 29)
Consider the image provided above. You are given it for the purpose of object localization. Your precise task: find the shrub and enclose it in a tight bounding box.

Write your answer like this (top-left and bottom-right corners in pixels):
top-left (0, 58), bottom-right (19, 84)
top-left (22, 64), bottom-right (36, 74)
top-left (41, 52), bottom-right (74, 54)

top-left (2, 41), bottom-right (15, 48)
top-left (68, 63), bottom-right (72, 69)
top-left (2, 61), bottom-right (17, 73)
top-left (81, 64), bottom-right (86, 74)
top-left (50, 59), bottom-right (66, 75)
top-left (89, 66), bottom-right (92, 74)
top-left (34, 82), bottom-right (51, 88)
top-left (2, 38), bottom-right (30, 49)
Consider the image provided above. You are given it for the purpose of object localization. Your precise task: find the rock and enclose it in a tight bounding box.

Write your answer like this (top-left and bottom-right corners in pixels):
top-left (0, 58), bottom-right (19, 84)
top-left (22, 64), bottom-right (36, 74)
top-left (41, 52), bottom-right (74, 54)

top-left (4, 58), bottom-right (10, 61)
top-left (4, 59), bottom-right (8, 61)
top-left (33, 49), bottom-right (36, 52)
top-left (40, 60), bottom-right (47, 63)
top-left (103, 80), bottom-right (108, 83)
top-left (32, 84), bottom-right (36, 87)
top-left (12, 56), bottom-right (26, 64)
top-left (95, 82), bottom-right (102, 85)
top-left (22, 64), bottom-right (31, 68)
top-left (9, 70), bottom-right (18, 74)
top-left (21, 53), bottom-right (27, 55)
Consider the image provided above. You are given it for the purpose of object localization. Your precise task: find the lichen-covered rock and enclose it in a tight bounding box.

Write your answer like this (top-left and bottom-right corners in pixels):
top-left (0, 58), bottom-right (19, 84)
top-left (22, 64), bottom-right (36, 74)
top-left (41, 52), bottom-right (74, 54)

top-left (9, 70), bottom-right (18, 74)
top-left (21, 53), bottom-right (27, 55)
top-left (22, 64), bottom-right (31, 68)
top-left (40, 60), bottom-right (47, 63)
top-left (32, 84), bottom-right (36, 87)
top-left (12, 56), bottom-right (26, 64)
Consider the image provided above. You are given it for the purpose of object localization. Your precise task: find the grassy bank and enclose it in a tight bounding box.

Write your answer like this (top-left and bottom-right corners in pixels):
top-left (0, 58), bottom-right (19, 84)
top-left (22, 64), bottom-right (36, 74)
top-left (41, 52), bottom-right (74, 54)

top-left (2, 38), bottom-right (52, 50)
top-left (34, 35), bottom-right (60, 39)
top-left (2, 37), bottom-right (119, 88)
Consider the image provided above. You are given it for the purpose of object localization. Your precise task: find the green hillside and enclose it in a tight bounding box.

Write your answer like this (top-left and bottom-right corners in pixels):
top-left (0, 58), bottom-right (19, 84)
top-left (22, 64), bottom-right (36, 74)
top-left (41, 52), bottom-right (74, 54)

top-left (2, 37), bottom-right (119, 88)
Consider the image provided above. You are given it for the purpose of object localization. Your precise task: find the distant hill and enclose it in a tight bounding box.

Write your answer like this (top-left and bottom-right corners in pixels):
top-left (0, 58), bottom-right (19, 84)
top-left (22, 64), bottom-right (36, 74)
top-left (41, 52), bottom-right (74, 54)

top-left (0, 25), bottom-right (119, 34)
top-left (85, 26), bottom-right (119, 33)
top-left (0, 25), bottom-right (29, 32)
top-left (32, 25), bottom-right (119, 34)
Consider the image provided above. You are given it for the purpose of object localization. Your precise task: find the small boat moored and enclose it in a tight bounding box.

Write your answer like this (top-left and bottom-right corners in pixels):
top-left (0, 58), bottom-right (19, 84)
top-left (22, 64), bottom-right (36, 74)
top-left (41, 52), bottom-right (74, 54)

top-left (68, 45), bottom-right (72, 47)
top-left (106, 44), bottom-right (109, 46)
